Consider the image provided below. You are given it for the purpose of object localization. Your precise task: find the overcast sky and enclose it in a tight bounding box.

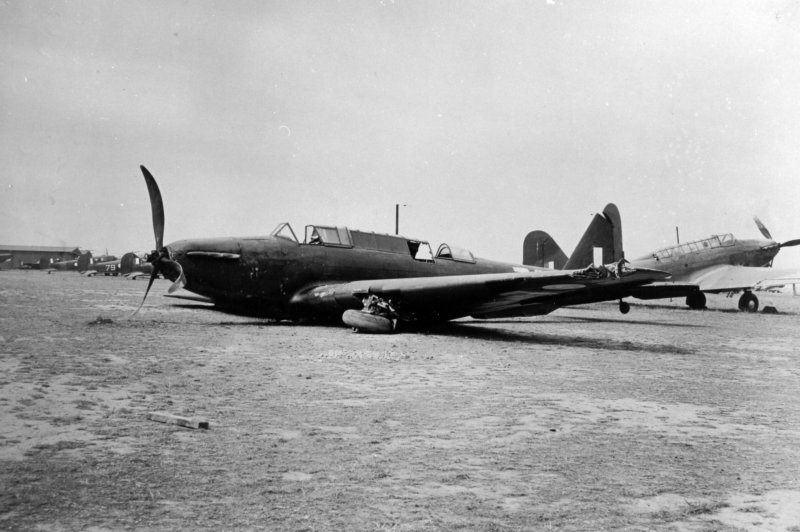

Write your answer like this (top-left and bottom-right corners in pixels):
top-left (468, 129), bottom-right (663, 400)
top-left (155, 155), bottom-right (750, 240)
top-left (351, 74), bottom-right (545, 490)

top-left (2, 0), bottom-right (799, 268)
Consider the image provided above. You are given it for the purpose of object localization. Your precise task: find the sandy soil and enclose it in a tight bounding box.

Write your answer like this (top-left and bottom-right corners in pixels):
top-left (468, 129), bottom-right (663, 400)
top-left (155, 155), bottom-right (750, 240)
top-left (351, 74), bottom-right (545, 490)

top-left (1, 270), bottom-right (800, 531)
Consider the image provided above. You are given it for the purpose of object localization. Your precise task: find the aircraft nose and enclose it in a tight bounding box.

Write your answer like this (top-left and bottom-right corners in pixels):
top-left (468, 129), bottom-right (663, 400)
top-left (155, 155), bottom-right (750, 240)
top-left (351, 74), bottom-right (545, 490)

top-left (760, 240), bottom-right (780, 253)
top-left (154, 242), bottom-right (186, 283)
top-left (165, 242), bottom-right (185, 262)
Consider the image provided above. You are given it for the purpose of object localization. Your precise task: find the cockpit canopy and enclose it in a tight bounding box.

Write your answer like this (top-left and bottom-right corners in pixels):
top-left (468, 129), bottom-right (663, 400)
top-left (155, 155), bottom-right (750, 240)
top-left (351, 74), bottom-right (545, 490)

top-left (435, 243), bottom-right (475, 263)
top-left (649, 233), bottom-right (735, 260)
top-left (270, 223), bottom-right (474, 264)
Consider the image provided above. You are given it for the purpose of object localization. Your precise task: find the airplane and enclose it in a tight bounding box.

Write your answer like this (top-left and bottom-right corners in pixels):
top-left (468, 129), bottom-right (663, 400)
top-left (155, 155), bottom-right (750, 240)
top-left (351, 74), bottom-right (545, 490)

top-left (129, 166), bottom-right (669, 333)
top-left (50, 251), bottom-right (150, 277)
top-left (46, 251), bottom-right (95, 272)
top-left (523, 208), bottom-right (800, 313)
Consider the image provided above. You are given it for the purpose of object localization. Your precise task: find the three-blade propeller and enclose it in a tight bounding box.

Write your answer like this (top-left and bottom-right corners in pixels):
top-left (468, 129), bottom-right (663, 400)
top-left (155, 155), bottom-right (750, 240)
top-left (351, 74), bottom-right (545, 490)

top-left (754, 216), bottom-right (800, 249)
top-left (128, 166), bottom-right (186, 318)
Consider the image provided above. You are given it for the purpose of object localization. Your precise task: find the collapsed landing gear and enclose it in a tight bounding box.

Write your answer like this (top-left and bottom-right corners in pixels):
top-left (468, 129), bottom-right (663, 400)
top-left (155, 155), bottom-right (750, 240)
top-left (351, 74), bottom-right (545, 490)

top-left (342, 309), bottom-right (395, 333)
top-left (342, 294), bottom-right (399, 333)
top-left (618, 300), bottom-right (630, 314)
top-left (686, 291), bottom-right (707, 310)
top-left (738, 291), bottom-right (759, 313)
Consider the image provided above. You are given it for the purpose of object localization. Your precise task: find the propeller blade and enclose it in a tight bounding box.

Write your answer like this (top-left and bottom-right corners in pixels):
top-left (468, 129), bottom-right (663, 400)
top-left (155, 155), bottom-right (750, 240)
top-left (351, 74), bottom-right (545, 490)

top-left (166, 260), bottom-right (186, 293)
top-left (131, 166), bottom-right (187, 318)
top-left (141, 165), bottom-right (165, 250)
top-left (754, 216), bottom-right (772, 240)
top-left (781, 239), bottom-right (800, 248)
top-left (127, 269), bottom-right (159, 318)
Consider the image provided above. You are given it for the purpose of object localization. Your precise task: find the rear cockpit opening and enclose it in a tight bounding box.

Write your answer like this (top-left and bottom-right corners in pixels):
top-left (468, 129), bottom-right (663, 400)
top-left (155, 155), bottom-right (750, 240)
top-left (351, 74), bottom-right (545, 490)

top-left (407, 240), bottom-right (434, 262)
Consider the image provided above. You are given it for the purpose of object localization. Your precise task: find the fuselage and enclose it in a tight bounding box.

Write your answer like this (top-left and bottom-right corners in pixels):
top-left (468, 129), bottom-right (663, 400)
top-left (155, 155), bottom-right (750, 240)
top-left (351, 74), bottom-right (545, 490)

top-left (164, 224), bottom-right (543, 319)
top-left (84, 256), bottom-right (121, 276)
top-left (50, 252), bottom-right (101, 272)
top-left (630, 233), bottom-right (780, 282)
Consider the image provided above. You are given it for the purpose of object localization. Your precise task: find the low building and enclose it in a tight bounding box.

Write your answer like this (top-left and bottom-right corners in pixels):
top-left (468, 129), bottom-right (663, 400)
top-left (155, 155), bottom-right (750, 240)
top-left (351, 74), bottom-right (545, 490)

top-left (0, 245), bottom-right (82, 270)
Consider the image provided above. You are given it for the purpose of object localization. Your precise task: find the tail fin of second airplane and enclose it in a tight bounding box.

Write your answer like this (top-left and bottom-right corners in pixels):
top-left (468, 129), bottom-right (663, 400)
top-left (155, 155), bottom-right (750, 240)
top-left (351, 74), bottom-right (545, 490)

top-left (522, 230), bottom-right (568, 269)
top-left (523, 203), bottom-right (623, 270)
top-left (120, 252), bottom-right (138, 275)
top-left (563, 203), bottom-right (623, 270)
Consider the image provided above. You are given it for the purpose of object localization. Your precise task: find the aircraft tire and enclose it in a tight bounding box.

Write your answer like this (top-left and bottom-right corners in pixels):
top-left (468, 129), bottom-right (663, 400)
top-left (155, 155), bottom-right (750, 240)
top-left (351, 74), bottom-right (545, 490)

top-left (738, 292), bottom-right (759, 313)
top-left (342, 310), bottom-right (395, 334)
top-left (686, 292), bottom-right (707, 310)
top-left (619, 300), bottom-right (630, 314)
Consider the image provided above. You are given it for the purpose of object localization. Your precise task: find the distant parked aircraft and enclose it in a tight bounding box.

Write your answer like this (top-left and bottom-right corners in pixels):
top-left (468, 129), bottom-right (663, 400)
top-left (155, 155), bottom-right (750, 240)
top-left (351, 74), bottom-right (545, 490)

top-left (48, 252), bottom-right (95, 272)
top-left (524, 211), bottom-right (800, 312)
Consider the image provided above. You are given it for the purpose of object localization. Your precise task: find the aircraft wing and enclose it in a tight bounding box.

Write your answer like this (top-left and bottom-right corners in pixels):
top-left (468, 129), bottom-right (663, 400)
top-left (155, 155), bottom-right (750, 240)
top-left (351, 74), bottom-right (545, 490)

top-left (626, 281), bottom-right (700, 300)
top-left (294, 265), bottom-right (669, 321)
top-left (685, 265), bottom-right (800, 293)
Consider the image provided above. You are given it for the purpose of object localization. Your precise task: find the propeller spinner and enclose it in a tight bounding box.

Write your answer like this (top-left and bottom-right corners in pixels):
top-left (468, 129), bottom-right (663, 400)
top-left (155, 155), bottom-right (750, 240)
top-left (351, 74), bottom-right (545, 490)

top-left (129, 166), bottom-right (186, 318)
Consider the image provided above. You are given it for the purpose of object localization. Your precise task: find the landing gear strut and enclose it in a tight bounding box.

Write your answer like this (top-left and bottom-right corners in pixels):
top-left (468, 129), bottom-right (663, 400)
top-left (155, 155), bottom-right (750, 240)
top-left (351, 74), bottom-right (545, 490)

top-left (686, 291), bottom-right (707, 310)
top-left (738, 291), bottom-right (759, 313)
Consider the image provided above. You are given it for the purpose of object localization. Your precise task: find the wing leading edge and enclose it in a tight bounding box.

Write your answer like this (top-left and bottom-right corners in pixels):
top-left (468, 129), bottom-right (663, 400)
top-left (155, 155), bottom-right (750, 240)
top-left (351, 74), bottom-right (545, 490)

top-left (690, 265), bottom-right (800, 293)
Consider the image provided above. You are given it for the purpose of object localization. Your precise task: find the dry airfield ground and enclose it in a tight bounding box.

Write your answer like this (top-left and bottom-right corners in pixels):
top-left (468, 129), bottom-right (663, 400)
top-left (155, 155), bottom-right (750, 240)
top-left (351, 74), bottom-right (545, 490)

top-left (1, 270), bottom-right (800, 531)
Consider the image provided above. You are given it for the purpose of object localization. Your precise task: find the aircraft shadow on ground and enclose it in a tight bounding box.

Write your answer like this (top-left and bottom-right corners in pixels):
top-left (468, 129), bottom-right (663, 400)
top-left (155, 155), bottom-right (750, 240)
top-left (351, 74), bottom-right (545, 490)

top-left (556, 315), bottom-right (707, 328)
top-left (414, 322), bottom-right (696, 355)
top-left (168, 302), bottom-right (697, 353)
top-left (166, 303), bottom-right (298, 326)
top-left (461, 312), bottom-right (708, 328)
top-left (632, 302), bottom-right (798, 316)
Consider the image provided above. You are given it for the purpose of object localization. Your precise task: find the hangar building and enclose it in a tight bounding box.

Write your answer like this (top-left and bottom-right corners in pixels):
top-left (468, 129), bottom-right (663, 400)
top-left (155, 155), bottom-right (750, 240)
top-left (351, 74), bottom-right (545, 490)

top-left (0, 245), bottom-right (82, 270)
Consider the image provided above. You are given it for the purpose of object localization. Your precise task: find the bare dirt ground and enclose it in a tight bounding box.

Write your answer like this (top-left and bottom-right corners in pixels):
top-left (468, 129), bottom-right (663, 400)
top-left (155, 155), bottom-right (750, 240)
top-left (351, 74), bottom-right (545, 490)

top-left (1, 270), bottom-right (800, 531)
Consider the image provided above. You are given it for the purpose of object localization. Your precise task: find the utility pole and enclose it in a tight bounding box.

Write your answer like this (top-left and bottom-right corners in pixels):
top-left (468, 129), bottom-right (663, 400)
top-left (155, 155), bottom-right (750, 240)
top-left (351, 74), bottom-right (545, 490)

top-left (395, 204), bottom-right (407, 235)
top-left (676, 226), bottom-right (680, 244)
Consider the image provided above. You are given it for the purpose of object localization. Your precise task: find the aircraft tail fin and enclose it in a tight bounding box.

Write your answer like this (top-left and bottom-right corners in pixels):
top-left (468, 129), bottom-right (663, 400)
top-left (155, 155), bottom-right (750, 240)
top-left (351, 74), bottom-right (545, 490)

top-left (563, 203), bottom-right (623, 270)
top-left (77, 251), bottom-right (93, 272)
top-left (120, 252), bottom-right (138, 275)
top-left (522, 230), bottom-right (568, 269)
